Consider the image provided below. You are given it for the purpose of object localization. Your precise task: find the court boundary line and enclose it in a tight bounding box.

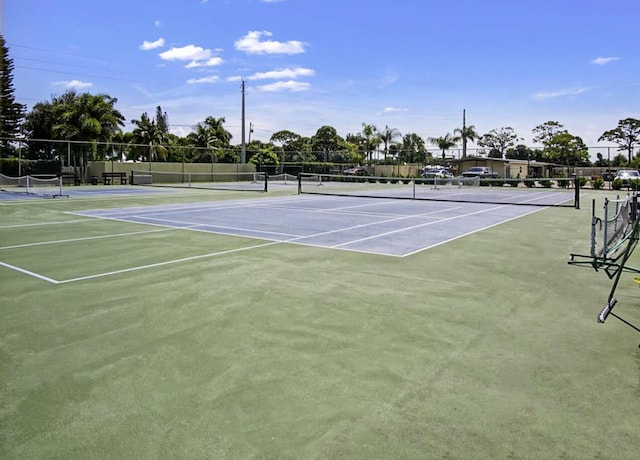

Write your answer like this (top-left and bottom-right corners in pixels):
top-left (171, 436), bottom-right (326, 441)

top-left (2, 196), bottom-right (551, 283)
top-left (1, 202), bottom-right (454, 283)
top-left (0, 226), bottom-right (180, 251)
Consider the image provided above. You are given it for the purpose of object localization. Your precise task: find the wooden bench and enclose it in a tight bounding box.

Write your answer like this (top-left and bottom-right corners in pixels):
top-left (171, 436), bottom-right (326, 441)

top-left (60, 173), bottom-right (81, 186)
top-left (102, 172), bottom-right (127, 185)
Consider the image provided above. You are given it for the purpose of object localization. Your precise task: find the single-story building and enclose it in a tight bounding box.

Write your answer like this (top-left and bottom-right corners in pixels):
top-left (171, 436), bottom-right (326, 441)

top-left (452, 158), bottom-right (559, 179)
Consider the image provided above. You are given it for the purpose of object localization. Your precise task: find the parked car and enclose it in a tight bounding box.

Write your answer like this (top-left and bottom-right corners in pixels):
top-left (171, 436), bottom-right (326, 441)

top-left (422, 168), bottom-right (454, 179)
top-left (343, 167), bottom-right (368, 176)
top-left (461, 166), bottom-right (499, 178)
top-left (614, 169), bottom-right (640, 184)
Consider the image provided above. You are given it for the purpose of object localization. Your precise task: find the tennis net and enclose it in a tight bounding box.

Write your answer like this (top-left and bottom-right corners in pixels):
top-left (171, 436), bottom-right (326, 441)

top-left (268, 173), bottom-right (298, 185)
top-left (131, 170), bottom-right (268, 192)
top-left (298, 173), bottom-right (580, 208)
top-left (0, 173), bottom-right (66, 198)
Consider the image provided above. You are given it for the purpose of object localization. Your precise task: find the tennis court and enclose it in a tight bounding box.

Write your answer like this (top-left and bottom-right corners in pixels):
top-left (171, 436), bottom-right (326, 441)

top-left (70, 195), bottom-right (547, 258)
top-left (1, 186), bottom-right (639, 459)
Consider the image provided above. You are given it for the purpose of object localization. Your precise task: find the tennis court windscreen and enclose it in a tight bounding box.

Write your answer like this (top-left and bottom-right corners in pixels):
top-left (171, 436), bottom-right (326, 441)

top-left (131, 170), bottom-right (268, 192)
top-left (298, 174), bottom-right (580, 208)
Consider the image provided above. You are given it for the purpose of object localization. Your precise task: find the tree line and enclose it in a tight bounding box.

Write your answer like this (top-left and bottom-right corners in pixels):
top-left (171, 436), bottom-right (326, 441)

top-left (2, 34), bottom-right (640, 169)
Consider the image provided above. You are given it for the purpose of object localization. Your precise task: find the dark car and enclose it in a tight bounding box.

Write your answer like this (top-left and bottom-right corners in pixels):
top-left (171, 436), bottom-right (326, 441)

top-left (461, 166), bottom-right (499, 178)
top-left (343, 167), bottom-right (368, 176)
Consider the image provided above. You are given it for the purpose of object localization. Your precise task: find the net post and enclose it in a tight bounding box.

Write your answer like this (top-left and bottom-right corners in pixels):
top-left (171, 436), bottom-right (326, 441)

top-left (264, 171), bottom-right (268, 193)
top-left (297, 173), bottom-right (302, 194)
top-left (574, 175), bottom-right (580, 209)
top-left (589, 199), bottom-right (597, 257)
top-left (602, 198), bottom-right (610, 254)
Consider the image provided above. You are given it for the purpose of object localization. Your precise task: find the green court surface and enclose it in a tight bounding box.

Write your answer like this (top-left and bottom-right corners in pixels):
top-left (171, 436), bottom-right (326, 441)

top-left (1, 187), bottom-right (639, 459)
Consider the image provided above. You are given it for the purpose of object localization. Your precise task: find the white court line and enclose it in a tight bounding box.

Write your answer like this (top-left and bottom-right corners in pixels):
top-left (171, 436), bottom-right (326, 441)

top-left (55, 241), bottom-right (282, 284)
top-left (127, 203), bottom-right (460, 240)
top-left (2, 195), bottom-right (549, 283)
top-left (401, 207), bottom-right (545, 257)
top-left (0, 219), bottom-right (96, 229)
top-left (0, 261), bottom-right (61, 284)
top-left (136, 215), bottom-right (302, 238)
top-left (4, 202), bottom-right (459, 283)
top-left (250, 199), bottom-right (455, 218)
top-left (0, 227), bottom-right (179, 250)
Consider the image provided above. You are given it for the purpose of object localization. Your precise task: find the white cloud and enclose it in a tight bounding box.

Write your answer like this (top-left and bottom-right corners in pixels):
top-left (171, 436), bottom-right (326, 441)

top-left (235, 31), bottom-right (306, 55)
top-left (159, 44), bottom-right (212, 61)
top-left (256, 80), bottom-right (311, 92)
top-left (245, 67), bottom-right (315, 80)
top-left (140, 38), bottom-right (165, 50)
top-left (533, 87), bottom-right (591, 99)
top-left (590, 56), bottom-right (620, 65)
top-left (154, 20), bottom-right (162, 27)
top-left (185, 57), bottom-right (224, 68)
top-left (187, 75), bottom-right (220, 84)
top-left (382, 107), bottom-right (408, 113)
top-left (53, 80), bottom-right (93, 89)
top-left (159, 45), bottom-right (223, 68)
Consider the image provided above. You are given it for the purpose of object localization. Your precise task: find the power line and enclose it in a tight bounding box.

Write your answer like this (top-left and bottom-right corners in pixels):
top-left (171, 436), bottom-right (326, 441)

top-left (14, 65), bottom-right (173, 87)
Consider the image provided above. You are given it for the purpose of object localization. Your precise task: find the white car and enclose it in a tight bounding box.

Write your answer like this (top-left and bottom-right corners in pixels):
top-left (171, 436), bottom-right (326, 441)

top-left (421, 168), bottom-right (454, 179)
top-left (614, 169), bottom-right (640, 184)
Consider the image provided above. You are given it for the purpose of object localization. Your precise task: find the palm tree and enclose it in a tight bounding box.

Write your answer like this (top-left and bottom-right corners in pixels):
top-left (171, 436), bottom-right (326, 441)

top-left (400, 133), bottom-right (426, 164)
top-left (429, 133), bottom-right (460, 164)
top-left (454, 125), bottom-right (479, 158)
top-left (361, 123), bottom-right (379, 165)
top-left (187, 116), bottom-right (233, 163)
top-left (131, 112), bottom-right (167, 161)
top-left (48, 91), bottom-right (125, 172)
top-left (378, 125), bottom-right (401, 161)
top-left (189, 122), bottom-right (220, 163)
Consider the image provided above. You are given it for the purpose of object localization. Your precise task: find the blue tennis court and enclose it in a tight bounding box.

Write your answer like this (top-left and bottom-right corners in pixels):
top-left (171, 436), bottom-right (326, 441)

top-left (71, 194), bottom-right (549, 257)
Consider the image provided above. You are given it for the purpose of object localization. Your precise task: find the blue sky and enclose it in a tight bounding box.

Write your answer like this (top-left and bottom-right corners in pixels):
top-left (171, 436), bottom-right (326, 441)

top-left (3, 0), bottom-right (639, 152)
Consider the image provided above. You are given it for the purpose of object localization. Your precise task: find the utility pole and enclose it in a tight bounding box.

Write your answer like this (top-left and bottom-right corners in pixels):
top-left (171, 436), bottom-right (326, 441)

top-left (462, 108), bottom-right (467, 158)
top-left (241, 79), bottom-right (246, 164)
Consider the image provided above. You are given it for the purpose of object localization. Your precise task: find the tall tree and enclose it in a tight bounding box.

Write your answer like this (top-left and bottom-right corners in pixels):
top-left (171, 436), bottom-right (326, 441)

top-left (155, 106), bottom-right (169, 134)
top-left (378, 125), bottom-right (401, 160)
top-left (543, 132), bottom-right (589, 166)
top-left (0, 34), bottom-right (25, 156)
top-left (186, 116), bottom-right (232, 163)
top-left (532, 121), bottom-right (566, 146)
top-left (454, 124), bottom-right (478, 159)
top-left (399, 133), bottom-right (426, 164)
top-left (428, 133), bottom-right (460, 163)
top-left (477, 127), bottom-right (522, 158)
top-left (311, 125), bottom-right (344, 162)
top-left (22, 90), bottom-right (124, 162)
top-left (270, 129), bottom-right (304, 163)
top-left (598, 118), bottom-right (640, 164)
top-left (130, 112), bottom-right (167, 161)
top-left (361, 123), bottom-right (379, 165)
